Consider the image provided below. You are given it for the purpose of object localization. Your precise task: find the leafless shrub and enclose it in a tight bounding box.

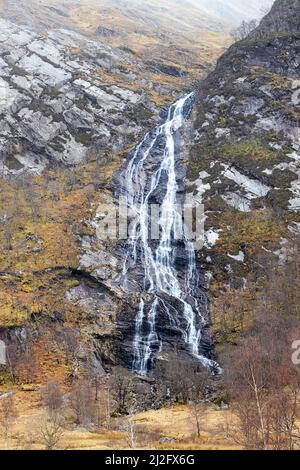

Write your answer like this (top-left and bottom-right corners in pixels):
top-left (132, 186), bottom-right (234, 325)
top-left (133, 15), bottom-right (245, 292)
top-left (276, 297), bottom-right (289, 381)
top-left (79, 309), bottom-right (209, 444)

top-left (231, 19), bottom-right (258, 41)
top-left (121, 418), bottom-right (137, 449)
top-left (59, 329), bottom-right (81, 376)
top-left (189, 401), bottom-right (206, 438)
top-left (70, 378), bottom-right (97, 426)
top-left (217, 237), bottom-right (300, 449)
top-left (222, 247), bottom-right (300, 450)
top-left (111, 367), bottom-right (133, 415)
top-left (0, 393), bottom-right (16, 444)
top-left (155, 355), bottom-right (209, 404)
top-left (41, 380), bottom-right (64, 419)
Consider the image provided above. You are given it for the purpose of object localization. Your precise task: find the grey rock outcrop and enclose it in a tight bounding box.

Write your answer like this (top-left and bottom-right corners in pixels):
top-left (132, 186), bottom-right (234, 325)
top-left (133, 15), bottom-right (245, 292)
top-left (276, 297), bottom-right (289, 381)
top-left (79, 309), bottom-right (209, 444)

top-left (0, 18), bottom-right (158, 177)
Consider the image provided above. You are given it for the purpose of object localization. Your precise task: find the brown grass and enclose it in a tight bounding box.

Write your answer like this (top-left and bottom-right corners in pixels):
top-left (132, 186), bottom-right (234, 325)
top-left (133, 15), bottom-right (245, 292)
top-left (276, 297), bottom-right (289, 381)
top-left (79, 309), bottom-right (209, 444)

top-left (0, 397), bottom-right (240, 450)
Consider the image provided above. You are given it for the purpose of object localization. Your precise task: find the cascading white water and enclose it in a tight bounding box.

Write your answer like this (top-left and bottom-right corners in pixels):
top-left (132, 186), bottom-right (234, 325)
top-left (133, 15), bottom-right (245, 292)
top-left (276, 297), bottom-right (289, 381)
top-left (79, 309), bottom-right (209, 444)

top-left (122, 93), bottom-right (219, 375)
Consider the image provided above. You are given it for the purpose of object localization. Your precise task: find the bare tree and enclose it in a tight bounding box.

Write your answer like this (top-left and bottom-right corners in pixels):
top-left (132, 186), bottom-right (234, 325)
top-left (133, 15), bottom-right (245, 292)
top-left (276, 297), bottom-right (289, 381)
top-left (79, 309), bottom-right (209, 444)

top-left (105, 385), bottom-right (112, 429)
top-left (156, 355), bottom-right (208, 404)
top-left (268, 386), bottom-right (300, 450)
top-left (15, 337), bottom-right (39, 384)
top-left (122, 418), bottom-right (137, 449)
top-left (20, 175), bottom-right (40, 222)
top-left (231, 19), bottom-right (258, 41)
top-left (59, 328), bottom-right (80, 376)
top-left (189, 401), bottom-right (206, 439)
top-left (0, 393), bottom-right (16, 445)
top-left (41, 380), bottom-right (64, 419)
top-left (70, 378), bottom-right (97, 426)
top-left (38, 414), bottom-right (64, 450)
top-left (111, 367), bottom-right (133, 415)
top-left (85, 364), bottom-right (104, 403)
top-left (260, 3), bottom-right (273, 18)
top-left (2, 213), bottom-right (14, 251)
top-left (223, 267), bottom-right (300, 450)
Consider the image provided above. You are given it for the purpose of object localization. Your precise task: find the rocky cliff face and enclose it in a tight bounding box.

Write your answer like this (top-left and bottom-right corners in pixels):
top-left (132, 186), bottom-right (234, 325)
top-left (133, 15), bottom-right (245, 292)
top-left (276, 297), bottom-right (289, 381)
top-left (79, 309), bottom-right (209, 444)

top-left (187, 0), bottom-right (300, 344)
top-left (0, 17), bottom-right (160, 177)
top-left (74, 95), bottom-right (209, 371)
top-left (0, 0), bottom-right (232, 178)
top-left (251, 0), bottom-right (299, 36)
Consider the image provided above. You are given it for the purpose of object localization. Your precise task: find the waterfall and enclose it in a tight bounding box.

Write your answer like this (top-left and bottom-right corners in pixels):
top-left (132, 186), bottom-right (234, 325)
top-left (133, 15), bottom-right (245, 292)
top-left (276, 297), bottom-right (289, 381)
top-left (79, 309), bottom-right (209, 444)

top-left (122, 93), bottom-right (219, 375)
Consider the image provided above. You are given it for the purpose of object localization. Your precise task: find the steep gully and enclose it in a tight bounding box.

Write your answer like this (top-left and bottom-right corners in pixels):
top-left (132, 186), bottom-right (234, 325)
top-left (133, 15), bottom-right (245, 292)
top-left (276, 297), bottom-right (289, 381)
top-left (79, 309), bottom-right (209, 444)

top-left (118, 93), bottom-right (220, 375)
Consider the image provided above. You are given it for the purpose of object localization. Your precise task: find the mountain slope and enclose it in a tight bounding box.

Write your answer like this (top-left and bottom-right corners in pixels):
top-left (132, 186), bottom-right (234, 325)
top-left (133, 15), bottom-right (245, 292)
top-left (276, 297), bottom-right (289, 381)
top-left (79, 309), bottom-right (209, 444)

top-left (0, 0), bottom-right (231, 92)
top-left (0, 1), bottom-right (233, 173)
top-left (189, 0), bottom-right (274, 24)
top-left (187, 0), bottom-right (300, 344)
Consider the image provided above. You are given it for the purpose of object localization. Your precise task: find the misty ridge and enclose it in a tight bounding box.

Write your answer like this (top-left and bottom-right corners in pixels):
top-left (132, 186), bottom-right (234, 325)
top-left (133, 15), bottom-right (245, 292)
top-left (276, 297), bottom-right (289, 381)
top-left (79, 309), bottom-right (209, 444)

top-left (184, 0), bottom-right (274, 23)
top-left (3, 0), bottom-right (275, 28)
